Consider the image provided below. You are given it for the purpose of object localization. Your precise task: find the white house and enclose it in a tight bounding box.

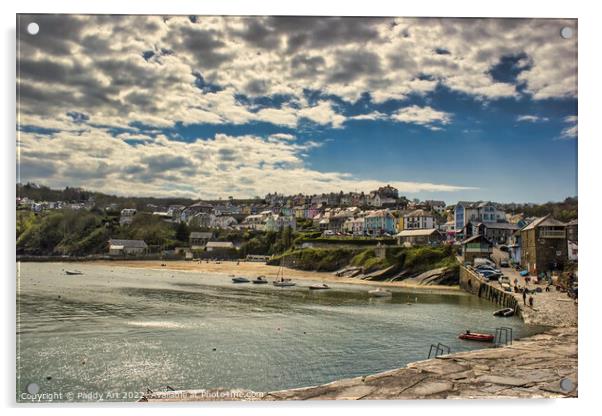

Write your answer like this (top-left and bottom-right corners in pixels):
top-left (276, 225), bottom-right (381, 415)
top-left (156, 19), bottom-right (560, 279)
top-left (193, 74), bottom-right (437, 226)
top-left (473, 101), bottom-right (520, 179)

top-left (403, 209), bottom-right (435, 230)
top-left (119, 208), bottom-right (137, 226)
top-left (210, 215), bottom-right (238, 229)
top-left (240, 214), bottom-right (265, 230)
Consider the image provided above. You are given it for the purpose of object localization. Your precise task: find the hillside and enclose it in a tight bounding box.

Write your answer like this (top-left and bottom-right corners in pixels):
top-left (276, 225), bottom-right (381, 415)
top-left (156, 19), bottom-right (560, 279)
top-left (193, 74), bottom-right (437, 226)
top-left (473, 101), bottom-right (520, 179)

top-left (268, 245), bottom-right (460, 286)
top-left (17, 183), bottom-right (195, 211)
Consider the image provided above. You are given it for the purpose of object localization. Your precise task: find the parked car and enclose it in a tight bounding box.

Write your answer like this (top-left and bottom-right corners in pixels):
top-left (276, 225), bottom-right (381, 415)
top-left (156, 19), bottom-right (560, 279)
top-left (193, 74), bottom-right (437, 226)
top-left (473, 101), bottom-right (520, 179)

top-left (476, 265), bottom-right (501, 274)
top-left (479, 270), bottom-right (502, 280)
top-left (473, 257), bottom-right (496, 268)
top-left (499, 260), bottom-right (509, 267)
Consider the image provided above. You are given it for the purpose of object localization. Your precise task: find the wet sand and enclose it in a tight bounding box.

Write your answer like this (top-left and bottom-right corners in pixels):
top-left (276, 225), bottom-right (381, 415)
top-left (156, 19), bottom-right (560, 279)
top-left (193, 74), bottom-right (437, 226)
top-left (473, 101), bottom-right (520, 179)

top-left (93, 260), bottom-right (460, 292)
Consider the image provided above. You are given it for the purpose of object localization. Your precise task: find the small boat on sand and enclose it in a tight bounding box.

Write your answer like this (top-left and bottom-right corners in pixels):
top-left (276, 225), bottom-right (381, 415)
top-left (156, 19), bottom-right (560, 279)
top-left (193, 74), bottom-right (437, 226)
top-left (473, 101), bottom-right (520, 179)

top-left (252, 276), bottom-right (268, 284)
top-left (232, 277), bottom-right (250, 283)
top-left (493, 307), bottom-right (514, 317)
top-left (273, 279), bottom-right (296, 287)
top-left (273, 259), bottom-right (296, 287)
top-left (309, 283), bottom-right (330, 290)
top-left (368, 288), bottom-right (392, 297)
top-left (65, 270), bottom-right (83, 275)
top-left (458, 331), bottom-right (495, 342)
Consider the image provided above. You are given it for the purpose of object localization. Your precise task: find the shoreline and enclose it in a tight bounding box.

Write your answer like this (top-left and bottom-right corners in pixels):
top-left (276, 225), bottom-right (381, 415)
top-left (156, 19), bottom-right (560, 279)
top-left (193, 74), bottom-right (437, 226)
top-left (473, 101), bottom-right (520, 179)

top-left (23, 259), bottom-right (462, 293)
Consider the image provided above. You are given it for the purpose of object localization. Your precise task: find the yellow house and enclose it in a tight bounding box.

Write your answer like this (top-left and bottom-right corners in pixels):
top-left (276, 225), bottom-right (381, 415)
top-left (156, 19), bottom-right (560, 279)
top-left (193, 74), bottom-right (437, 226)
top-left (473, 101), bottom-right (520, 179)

top-left (397, 216), bottom-right (404, 232)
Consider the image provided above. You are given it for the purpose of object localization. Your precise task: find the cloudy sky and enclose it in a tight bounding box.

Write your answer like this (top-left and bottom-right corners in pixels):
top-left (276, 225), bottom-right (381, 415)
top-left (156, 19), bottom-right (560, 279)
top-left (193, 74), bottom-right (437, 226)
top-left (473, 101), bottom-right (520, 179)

top-left (17, 15), bottom-right (577, 203)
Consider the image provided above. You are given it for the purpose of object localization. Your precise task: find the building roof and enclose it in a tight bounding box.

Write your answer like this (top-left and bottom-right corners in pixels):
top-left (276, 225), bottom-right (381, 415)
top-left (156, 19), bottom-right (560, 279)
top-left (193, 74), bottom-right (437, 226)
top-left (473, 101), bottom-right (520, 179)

top-left (206, 241), bottom-right (235, 248)
top-left (404, 209), bottom-right (433, 218)
top-left (366, 209), bottom-right (393, 217)
top-left (521, 214), bottom-right (567, 231)
top-left (479, 222), bottom-right (520, 230)
top-left (396, 229), bottom-right (441, 237)
top-left (567, 219), bottom-right (578, 226)
top-left (188, 201), bottom-right (213, 208)
top-left (456, 201), bottom-right (479, 208)
top-left (461, 235), bottom-right (492, 245)
top-left (108, 239), bottom-right (148, 248)
top-left (456, 201), bottom-right (495, 209)
top-left (190, 231), bottom-right (213, 239)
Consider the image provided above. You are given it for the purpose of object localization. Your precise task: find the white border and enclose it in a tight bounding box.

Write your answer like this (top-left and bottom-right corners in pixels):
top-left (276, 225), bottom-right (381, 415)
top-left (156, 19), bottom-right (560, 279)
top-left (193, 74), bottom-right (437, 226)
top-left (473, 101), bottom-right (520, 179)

top-left (2, 1), bottom-right (600, 415)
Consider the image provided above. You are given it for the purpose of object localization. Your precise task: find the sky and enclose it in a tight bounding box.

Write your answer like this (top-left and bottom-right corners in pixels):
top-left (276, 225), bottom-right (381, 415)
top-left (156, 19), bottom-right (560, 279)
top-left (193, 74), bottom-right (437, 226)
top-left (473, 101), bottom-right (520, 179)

top-left (16, 15), bottom-right (577, 204)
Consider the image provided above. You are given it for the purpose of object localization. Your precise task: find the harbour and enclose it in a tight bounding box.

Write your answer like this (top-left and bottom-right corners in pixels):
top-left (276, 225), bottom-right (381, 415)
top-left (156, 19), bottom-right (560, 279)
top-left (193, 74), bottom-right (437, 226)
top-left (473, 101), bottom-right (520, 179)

top-left (16, 262), bottom-right (543, 402)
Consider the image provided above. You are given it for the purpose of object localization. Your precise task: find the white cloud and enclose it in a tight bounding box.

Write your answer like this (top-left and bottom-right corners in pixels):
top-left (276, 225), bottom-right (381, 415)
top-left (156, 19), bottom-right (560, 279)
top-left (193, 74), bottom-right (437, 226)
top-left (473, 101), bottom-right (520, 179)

top-left (349, 111), bottom-right (388, 121)
top-left (560, 115), bottom-right (578, 139)
top-left (17, 16), bottom-right (577, 133)
top-left (516, 115), bottom-right (549, 123)
top-left (17, 129), bottom-right (475, 198)
top-left (268, 133), bottom-right (296, 141)
top-left (391, 105), bottom-right (452, 129)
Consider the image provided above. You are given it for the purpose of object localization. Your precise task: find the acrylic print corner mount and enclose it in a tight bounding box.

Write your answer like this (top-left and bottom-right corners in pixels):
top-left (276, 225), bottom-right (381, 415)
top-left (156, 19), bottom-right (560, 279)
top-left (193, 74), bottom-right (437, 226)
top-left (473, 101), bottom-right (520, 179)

top-left (16, 14), bottom-right (578, 403)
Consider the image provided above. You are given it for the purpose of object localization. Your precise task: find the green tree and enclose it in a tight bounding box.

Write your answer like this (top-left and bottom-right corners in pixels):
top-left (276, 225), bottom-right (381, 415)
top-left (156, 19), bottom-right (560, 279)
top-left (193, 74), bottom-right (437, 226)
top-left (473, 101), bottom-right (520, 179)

top-left (175, 221), bottom-right (190, 243)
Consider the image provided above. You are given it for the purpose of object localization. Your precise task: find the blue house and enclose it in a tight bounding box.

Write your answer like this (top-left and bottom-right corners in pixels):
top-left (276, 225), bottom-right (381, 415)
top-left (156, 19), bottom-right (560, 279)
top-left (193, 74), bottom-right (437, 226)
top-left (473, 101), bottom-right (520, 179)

top-left (365, 209), bottom-right (396, 236)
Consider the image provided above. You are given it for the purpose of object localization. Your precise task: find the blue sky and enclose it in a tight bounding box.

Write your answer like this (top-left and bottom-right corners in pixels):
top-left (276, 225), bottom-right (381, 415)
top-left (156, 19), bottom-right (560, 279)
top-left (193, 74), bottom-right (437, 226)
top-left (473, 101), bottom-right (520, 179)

top-left (17, 15), bottom-right (577, 203)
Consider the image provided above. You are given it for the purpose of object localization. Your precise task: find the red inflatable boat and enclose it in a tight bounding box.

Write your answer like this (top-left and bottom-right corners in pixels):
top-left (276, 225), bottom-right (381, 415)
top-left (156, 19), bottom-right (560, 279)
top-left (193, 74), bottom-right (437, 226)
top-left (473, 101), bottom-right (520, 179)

top-left (458, 332), bottom-right (495, 342)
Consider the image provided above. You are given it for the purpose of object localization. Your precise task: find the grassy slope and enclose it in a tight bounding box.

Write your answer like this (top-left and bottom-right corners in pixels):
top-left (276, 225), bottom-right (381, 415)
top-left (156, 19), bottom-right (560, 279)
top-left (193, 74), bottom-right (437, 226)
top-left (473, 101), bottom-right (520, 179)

top-left (269, 245), bottom-right (459, 282)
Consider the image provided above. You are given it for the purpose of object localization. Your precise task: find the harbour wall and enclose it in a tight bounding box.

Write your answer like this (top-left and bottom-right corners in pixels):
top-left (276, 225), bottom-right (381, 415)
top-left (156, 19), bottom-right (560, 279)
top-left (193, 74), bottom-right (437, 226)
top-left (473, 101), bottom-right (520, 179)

top-left (459, 265), bottom-right (521, 316)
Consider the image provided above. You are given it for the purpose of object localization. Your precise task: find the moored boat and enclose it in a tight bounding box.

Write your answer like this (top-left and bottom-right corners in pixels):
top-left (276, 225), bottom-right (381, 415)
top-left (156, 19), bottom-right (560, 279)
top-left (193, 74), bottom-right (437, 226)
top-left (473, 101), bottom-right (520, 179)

top-left (232, 277), bottom-right (250, 283)
top-left (309, 283), bottom-right (330, 290)
top-left (65, 270), bottom-right (83, 275)
top-left (368, 288), bottom-right (392, 297)
top-left (273, 279), bottom-right (296, 287)
top-left (458, 331), bottom-right (495, 342)
top-left (252, 276), bottom-right (268, 284)
top-left (493, 307), bottom-right (514, 317)
top-left (273, 259), bottom-right (296, 287)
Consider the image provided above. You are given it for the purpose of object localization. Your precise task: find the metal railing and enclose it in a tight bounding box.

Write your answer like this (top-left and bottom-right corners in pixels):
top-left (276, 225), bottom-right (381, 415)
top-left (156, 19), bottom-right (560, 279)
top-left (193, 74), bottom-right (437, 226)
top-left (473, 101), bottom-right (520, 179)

top-left (495, 327), bottom-right (514, 346)
top-left (428, 343), bottom-right (451, 358)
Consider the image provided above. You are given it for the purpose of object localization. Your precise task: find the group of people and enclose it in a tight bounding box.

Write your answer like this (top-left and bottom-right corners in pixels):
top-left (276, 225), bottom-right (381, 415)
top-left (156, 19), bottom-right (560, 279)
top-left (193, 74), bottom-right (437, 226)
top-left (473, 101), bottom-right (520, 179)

top-left (512, 278), bottom-right (535, 307)
top-left (522, 287), bottom-right (534, 308)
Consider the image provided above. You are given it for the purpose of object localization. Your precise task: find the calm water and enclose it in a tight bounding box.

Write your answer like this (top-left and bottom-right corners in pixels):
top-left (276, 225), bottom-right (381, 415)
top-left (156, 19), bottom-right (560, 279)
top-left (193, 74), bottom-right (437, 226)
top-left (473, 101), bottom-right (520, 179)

top-left (17, 262), bottom-right (542, 402)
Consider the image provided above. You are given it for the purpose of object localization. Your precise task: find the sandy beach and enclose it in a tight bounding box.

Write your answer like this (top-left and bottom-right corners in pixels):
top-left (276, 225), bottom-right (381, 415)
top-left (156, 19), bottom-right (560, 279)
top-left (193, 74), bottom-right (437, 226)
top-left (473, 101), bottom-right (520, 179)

top-left (92, 260), bottom-right (460, 292)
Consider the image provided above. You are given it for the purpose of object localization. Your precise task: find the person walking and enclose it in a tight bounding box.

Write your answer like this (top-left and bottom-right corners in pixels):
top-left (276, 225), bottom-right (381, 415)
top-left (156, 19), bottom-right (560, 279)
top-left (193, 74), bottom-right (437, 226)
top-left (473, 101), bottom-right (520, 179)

top-left (522, 288), bottom-right (527, 305)
top-left (529, 296), bottom-right (534, 308)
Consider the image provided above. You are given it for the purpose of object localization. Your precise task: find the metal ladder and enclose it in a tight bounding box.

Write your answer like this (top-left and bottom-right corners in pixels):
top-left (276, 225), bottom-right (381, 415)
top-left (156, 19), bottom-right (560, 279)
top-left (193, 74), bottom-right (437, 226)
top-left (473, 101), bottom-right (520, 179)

top-left (428, 342), bottom-right (451, 358)
top-left (494, 327), bottom-right (514, 346)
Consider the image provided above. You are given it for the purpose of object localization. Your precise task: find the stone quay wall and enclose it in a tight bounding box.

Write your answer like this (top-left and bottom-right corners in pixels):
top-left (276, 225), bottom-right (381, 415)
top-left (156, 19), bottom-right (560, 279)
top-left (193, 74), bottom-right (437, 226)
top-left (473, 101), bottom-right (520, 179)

top-left (459, 265), bottom-right (521, 315)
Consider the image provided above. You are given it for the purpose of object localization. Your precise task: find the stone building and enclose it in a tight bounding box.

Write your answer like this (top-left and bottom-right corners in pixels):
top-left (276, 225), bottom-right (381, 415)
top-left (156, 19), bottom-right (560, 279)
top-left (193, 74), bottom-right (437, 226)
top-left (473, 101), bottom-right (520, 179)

top-left (189, 231), bottom-right (213, 249)
top-left (108, 239), bottom-right (148, 256)
top-left (475, 222), bottom-right (520, 244)
top-left (520, 215), bottom-right (567, 275)
top-left (461, 234), bottom-right (493, 264)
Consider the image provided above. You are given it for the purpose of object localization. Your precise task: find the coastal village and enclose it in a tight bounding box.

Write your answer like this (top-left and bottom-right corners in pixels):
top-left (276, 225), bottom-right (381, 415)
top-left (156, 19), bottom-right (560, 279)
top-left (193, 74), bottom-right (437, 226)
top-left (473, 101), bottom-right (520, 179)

top-left (17, 183), bottom-right (580, 401)
top-left (17, 184), bottom-right (578, 282)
